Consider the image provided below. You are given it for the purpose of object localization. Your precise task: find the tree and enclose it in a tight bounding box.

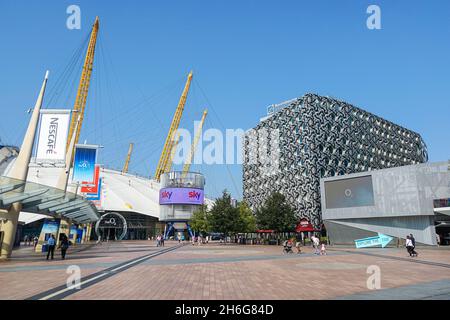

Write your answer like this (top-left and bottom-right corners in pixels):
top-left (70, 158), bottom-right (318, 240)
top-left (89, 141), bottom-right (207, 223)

top-left (237, 201), bottom-right (257, 233)
top-left (190, 204), bottom-right (209, 236)
top-left (255, 192), bottom-right (297, 232)
top-left (208, 190), bottom-right (241, 236)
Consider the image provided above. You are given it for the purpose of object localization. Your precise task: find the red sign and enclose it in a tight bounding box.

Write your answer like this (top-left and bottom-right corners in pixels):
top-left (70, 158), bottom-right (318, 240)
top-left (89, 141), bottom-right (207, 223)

top-left (256, 230), bottom-right (275, 233)
top-left (296, 218), bottom-right (316, 232)
top-left (81, 165), bottom-right (100, 193)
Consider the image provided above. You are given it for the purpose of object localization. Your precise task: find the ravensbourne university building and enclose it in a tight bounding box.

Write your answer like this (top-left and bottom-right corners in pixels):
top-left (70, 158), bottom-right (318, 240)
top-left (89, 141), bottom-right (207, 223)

top-left (243, 93), bottom-right (428, 232)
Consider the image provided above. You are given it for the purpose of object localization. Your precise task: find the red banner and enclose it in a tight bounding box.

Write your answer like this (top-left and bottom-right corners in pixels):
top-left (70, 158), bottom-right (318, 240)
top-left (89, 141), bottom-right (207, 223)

top-left (81, 165), bottom-right (100, 193)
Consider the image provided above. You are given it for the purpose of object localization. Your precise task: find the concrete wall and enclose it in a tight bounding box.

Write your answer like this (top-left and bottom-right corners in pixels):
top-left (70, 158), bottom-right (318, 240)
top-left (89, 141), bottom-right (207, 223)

top-left (321, 162), bottom-right (449, 220)
top-left (321, 162), bottom-right (450, 245)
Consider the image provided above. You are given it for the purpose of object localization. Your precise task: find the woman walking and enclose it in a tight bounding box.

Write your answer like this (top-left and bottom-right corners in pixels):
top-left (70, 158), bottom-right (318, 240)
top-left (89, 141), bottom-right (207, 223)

top-left (59, 234), bottom-right (70, 260)
top-left (406, 235), bottom-right (417, 257)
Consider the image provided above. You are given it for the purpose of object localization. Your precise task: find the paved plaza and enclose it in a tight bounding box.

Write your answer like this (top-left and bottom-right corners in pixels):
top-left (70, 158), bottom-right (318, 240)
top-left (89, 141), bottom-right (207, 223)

top-left (1, 241), bottom-right (450, 300)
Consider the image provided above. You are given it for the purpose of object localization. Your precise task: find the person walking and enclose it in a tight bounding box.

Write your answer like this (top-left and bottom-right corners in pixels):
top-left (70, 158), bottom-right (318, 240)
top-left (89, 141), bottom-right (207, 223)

top-left (311, 235), bottom-right (320, 255)
top-left (59, 234), bottom-right (69, 260)
top-left (156, 235), bottom-right (161, 247)
top-left (295, 241), bottom-right (302, 254)
top-left (410, 233), bottom-right (418, 257)
top-left (320, 242), bottom-right (327, 255)
top-left (405, 235), bottom-right (417, 257)
top-left (33, 235), bottom-right (39, 248)
top-left (46, 234), bottom-right (56, 260)
top-left (160, 234), bottom-right (165, 247)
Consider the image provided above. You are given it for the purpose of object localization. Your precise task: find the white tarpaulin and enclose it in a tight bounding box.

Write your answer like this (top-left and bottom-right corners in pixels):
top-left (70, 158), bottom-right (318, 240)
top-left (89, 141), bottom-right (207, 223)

top-left (36, 110), bottom-right (71, 161)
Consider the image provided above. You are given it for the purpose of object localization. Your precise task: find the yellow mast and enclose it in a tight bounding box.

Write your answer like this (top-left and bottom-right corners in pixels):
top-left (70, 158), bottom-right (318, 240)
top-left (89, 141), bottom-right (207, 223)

top-left (154, 71), bottom-right (193, 181)
top-left (66, 16), bottom-right (100, 149)
top-left (182, 109), bottom-right (207, 176)
top-left (122, 143), bottom-right (134, 174)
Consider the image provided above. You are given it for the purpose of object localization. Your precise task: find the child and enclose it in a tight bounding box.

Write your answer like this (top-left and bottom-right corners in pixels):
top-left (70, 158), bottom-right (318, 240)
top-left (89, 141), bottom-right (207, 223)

top-left (295, 241), bottom-right (302, 254)
top-left (320, 242), bottom-right (327, 255)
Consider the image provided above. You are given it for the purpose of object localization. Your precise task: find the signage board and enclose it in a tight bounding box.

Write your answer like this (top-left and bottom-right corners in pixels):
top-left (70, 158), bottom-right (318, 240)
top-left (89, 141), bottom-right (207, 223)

top-left (86, 178), bottom-right (102, 201)
top-left (81, 165), bottom-right (100, 192)
top-left (159, 188), bottom-right (204, 205)
top-left (72, 145), bottom-right (97, 183)
top-left (173, 222), bottom-right (187, 230)
top-left (354, 233), bottom-right (393, 248)
top-left (36, 110), bottom-right (71, 161)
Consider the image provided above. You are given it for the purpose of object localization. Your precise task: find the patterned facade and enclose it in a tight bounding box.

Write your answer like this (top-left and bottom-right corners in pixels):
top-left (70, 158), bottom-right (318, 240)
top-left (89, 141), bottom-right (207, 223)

top-left (243, 93), bottom-right (428, 228)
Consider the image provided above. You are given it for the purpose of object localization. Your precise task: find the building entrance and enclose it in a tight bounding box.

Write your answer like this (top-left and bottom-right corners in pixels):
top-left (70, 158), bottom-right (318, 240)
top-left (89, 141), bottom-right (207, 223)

top-left (95, 212), bottom-right (127, 241)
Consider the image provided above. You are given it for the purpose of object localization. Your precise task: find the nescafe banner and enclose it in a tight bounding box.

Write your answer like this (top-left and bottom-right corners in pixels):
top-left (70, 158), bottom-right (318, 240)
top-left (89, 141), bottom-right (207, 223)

top-left (159, 187), bottom-right (204, 205)
top-left (36, 110), bottom-right (71, 161)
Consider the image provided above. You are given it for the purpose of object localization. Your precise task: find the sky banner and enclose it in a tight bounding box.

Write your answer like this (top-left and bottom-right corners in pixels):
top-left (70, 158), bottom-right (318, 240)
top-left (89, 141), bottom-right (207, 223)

top-left (72, 145), bottom-right (98, 183)
top-left (159, 187), bottom-right (204, 205)
top-left (36, 110), bottom-right (71, 161)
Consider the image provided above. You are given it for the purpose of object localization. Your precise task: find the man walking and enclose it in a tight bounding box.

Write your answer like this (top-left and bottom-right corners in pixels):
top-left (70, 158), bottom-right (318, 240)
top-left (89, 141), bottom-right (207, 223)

top-left (410, 233), bottom-right (418, 257)
top-left (311, 235), bottom-right (320, 255)
top-left (46, 234), bottom-right (56, 260)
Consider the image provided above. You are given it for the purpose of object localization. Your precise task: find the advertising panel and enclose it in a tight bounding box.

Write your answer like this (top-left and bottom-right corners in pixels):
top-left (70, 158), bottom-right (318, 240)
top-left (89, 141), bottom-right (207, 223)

top-left (324, 175), bottom-right (375, 209)
top-left (159, 188), bottom-right (204, 205)
top-left (86, 178), bottom-right (102, 201)
top-left (81, 165), bottom-right (100, 192)
top-left (37, 219), bottom-right (60, 252)
top-left (72, 145), bottom-right (97, 183)
top-left (76, 228), bottom-right (83, 244)
top-left (36, 110), bottom-right (71, 161)
top-left (69, 226), bottom-right (77, 240)
top-left (40, 219), bottom-right (60, 240)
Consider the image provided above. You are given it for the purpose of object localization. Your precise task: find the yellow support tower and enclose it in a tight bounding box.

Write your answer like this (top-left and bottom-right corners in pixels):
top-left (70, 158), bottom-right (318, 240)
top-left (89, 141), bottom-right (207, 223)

top-left (122, 143), bottom-right (134, 174)
top-left (66, 16), bottom-right (100, 149)
top-left (154, 71), bottom-right (193, 181)
top-left (182, 109), bottom-right (207, 176)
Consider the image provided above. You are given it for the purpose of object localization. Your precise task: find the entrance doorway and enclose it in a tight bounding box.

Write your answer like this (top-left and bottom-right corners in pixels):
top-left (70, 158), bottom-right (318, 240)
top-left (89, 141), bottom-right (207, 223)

top-left (95, 212), bottom-right (127, 241)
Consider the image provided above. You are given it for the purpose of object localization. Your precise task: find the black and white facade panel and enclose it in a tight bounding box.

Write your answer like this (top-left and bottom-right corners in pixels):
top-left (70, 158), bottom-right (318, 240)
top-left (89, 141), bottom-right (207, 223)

top-left (243, 93), bottom-right (428, 228)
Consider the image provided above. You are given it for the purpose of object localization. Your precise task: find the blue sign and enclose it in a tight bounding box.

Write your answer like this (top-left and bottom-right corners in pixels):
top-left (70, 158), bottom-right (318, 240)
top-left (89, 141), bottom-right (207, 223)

top-left (355, 233), bottom-right (393, 248)
top-left (72, 146), bottom-right (97, 183)
top-left (40, 219), bottom-right (60, 241)
top-left (86, 178), bottom-right (102, 200)
top-left (69, 226), bottom-right (78, 239)
top-left (76, 228), bottom-right (83, 244)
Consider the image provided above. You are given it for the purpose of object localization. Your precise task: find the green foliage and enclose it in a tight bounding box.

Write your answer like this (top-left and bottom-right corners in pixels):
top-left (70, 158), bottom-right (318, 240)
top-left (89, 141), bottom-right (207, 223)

top-left (237, 201), bottom-right (257, 233)
top-left (255, 192), bottom-right (297, 232)
top-left (208, 190), bottom-right (240, 236)
top-left (198, 190), bottom-right (257, 236)
top-left (190, 204), bottom-right (209, 235)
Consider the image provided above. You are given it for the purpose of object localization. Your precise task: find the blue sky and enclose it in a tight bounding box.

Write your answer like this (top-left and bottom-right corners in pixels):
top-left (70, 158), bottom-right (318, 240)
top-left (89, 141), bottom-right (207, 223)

top-left (0, 0), bottom-right (449, 199)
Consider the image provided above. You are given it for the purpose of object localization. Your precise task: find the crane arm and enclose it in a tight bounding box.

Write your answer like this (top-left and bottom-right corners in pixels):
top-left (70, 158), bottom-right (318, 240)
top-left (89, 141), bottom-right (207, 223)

top-left (154, 71), bottom-right (193, 181)
top-left (182, 109), bottom-right (207, 175)
top-left (122, 143), bottom-right (134, 174)
top-left (66, 16), bottom-right (100, 149)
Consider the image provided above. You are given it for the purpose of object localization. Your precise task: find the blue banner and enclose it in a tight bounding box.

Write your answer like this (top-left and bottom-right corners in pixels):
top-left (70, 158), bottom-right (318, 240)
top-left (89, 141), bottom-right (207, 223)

top-left (72, 146), bottom-right (97, 183)
top-left (41, 219), bottom-right (60, 241)
top-left (69, 226), bottom-right (78, 240)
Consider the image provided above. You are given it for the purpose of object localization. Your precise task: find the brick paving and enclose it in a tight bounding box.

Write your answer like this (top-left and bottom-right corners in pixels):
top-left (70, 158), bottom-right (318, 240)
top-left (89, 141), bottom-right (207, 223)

top-left (1, 241), bottom-right (450, 300)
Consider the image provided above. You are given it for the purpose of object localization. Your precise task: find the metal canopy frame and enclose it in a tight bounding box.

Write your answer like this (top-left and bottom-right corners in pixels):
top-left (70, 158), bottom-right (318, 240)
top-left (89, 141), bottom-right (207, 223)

top-left (0, 175), bottom-right (99, 224)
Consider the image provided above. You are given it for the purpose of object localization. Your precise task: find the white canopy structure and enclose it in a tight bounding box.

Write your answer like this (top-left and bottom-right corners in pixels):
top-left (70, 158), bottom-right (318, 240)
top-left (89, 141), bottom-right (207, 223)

top-left (0, 147), bottom-right (214, 225)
